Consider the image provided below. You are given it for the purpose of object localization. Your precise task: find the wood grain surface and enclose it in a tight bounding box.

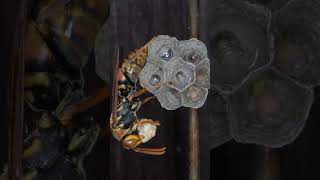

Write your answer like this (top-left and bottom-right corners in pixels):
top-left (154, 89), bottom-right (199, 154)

top-left (109, 0), bottom-right (193, 180)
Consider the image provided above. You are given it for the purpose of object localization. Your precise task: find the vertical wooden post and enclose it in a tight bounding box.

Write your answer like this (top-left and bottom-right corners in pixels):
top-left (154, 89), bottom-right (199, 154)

top-left (109, 0), bottom-right (189, 179)
top-left (188, 0), bottom-right (200, 179)
top-left (189, 0), bottom-right (211, 179)
top-left (259, 148), bottom-right (280, 180)
top-left (189, 0), bottom-right (198, 38)
top-left (189, 109), bottom-right (200, 180)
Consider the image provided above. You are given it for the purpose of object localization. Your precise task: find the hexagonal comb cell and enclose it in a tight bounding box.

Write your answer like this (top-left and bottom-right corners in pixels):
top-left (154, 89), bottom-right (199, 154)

top-left (181, 84), bottom-right (208, 109)
top-left (179, 39), bottom-right (208, 65)
top-left (195, 58), bottom-right (210, 89)
top-left (273, 0), bottom-right (320, 87)
top-left (147, 35), bottom-right (181, 67)
top-left (155, 87), bottom-right (182, 110)
top-left (139, 62), bottom-right (164, 93)
top-left (208, 0), bottom-right (271, 93)
top-left (229, 67), bottom-right (314, 147)
top-left (164, 58), bottom-right (196, 91)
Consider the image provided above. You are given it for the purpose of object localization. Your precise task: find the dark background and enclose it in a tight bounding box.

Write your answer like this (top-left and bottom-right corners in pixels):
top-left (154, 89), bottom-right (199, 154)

top-left (2, 0), bottom-right (320, 180)
top-left (0, 0), bottom-right (20, 171)
top-left (211, 99), bottom-right (320, 180)
top-left (210, 1), bottom-right (320, 180)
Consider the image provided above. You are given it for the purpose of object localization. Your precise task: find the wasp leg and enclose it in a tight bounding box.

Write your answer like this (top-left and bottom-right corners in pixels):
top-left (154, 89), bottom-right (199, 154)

top-left (141, 96), bottom-right (156, 105)
top-left (127, 80), bottom-right (173, 102)
top-left (135, 119), bottom-right (166, 155)
top-left (138, 119), bottom-right (161, 126)
top-left (122, 134), bottom-right (166, 155)
top-left (128, 88), bottom-right (148, 101)
top-left (133, 147), bottom-right (167, 155)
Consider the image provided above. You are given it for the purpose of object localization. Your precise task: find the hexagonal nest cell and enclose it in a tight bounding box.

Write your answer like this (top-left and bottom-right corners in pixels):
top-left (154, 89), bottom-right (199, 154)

top-left (229, 67), bottom-right (314, 147)
top-left (272, 0), bottom-right (320, 87)
top-left (208, 0), bottom-right (272, 93)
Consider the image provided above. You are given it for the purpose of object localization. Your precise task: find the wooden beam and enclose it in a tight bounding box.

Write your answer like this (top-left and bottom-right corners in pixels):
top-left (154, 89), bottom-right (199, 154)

top-left (109, 0), bottom-right (189, 179)
top-left (188, 0), bottom-right (200, 180)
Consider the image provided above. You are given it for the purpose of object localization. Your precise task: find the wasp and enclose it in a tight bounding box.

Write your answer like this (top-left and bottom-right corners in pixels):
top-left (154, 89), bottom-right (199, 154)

top-left (110, 39), bottom-right (167, 155)
top-left (59, 38), bottom-right (166, 155)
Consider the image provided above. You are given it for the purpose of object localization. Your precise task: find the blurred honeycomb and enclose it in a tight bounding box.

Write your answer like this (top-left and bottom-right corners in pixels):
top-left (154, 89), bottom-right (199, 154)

top-left (273, 0), bottom-right (320, 87)
top-left (208, 0), bottom-right (272, 93)
top-left (228, 68), bottom-right (313, 147)
top-left (206, 0), bottom-right (318, 149)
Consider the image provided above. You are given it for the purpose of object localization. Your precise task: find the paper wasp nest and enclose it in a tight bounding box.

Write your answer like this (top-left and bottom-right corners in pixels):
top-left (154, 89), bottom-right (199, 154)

top-left (140, 35), bottom-right (210, 110)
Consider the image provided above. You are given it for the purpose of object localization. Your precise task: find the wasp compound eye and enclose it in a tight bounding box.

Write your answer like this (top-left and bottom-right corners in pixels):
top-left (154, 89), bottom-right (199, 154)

top-left (140, 36), bottom-right (210, 110)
